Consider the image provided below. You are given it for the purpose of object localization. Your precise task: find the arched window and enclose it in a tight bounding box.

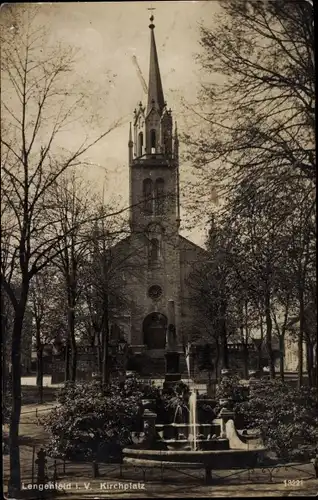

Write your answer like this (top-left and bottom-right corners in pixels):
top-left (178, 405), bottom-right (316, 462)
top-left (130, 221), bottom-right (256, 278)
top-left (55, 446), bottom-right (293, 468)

top-left (154, 178), bottom-right (164, 215)
top-left (138, 131), bottom-right (143, 157)
top-left (150, 129), bottom-right (156, 154)
top-left (143, 178), bottom-right (153, 214)
top-left (149, 238), bottom-right (160, 264)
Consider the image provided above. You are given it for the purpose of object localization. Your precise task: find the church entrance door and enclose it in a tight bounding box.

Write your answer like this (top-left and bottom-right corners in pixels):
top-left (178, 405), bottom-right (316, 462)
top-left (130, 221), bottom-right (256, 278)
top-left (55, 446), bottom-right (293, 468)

top-left (143, 313), bottom-right (167, 350)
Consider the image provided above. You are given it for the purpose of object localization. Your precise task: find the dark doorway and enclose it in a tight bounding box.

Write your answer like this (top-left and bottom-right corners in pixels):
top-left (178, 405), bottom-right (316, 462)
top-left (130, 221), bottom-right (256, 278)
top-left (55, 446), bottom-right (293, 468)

top-left (143, 313), bottom-right (167, 349)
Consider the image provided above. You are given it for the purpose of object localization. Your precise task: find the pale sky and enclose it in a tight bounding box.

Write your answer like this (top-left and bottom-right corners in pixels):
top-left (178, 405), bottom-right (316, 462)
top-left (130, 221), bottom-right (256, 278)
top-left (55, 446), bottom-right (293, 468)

top-left (4, 1), bottom-right (221, 246)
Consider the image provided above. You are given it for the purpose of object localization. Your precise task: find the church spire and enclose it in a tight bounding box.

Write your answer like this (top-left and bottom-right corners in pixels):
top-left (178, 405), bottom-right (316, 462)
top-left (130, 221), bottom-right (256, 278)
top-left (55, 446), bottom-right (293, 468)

top-left (147, 15), bottom-right (165, 116)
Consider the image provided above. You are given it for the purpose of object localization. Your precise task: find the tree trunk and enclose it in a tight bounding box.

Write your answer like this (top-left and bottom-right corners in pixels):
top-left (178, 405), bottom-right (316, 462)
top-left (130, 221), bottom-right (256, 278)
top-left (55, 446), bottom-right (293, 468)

top-left (240, 316), bottom-right (249, 378)
top-left (279, 334), bottom-right (285, 382)
top-left (274, 295), bottom-right (290, 383)
top-left (242, 343), bottom-right (249, 379)
top-left (315, 340), bottom-right (318, 389)
top-left (214, 339), bottom-right (220, 383)
top-left (70, 344), bottom-right (77, 383)
top-left (264, 288), bottom-right (275, 379)
top-left (96, 330), bottom-right (102, 377)
top-left (102, 295), bottom-right (110, 387)
top-left (298, 291), bottom-right (305, 388)
top-left (36, 345), bottom-right (44, 404)
top-left (2, 294), bottom-right (8, 400)
top-left (64, 335), bottom-right (70, 382)
top-left (258, 310), bottom-right (264, 370)
top-left (243, 300), bottom-right (249, 378)
top-left (8, 306), bottom-right (24, 496)
top-left (68, 299), bottom-right (77, 383)
top-left (220, 298), bottom-right (229, 369)
top-left (306, 337), bottom-right (313, 387)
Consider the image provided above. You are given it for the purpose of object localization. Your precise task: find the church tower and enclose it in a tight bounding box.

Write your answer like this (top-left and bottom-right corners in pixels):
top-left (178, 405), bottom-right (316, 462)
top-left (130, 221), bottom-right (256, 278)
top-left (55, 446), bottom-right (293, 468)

top-left (128, 14), bottom-right (180, 235)
top-left (126, 15), bottom-right (182, 353)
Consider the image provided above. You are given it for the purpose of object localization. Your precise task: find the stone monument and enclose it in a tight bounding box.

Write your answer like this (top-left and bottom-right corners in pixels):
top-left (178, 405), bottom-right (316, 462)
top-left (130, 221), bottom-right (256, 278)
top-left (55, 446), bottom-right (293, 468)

top-left (163, 300), bottom-right (181, 391)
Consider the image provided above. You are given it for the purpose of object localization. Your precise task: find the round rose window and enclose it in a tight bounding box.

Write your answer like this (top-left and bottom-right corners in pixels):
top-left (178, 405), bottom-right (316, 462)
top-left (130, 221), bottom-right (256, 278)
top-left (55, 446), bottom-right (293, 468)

top-left (148, 285), bottom-right (162, 300)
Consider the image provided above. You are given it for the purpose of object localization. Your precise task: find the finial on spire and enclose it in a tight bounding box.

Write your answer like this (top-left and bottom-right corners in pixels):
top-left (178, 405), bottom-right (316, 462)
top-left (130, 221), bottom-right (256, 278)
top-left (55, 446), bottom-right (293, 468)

top-left (149, 16), bottom-right (155, 29)
top-left (148, 7), bottom-right (156, 29)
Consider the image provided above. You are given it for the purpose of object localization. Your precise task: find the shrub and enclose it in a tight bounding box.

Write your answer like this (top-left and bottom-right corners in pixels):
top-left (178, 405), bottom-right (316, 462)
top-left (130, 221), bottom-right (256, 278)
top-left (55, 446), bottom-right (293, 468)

top-left (216, 374), bottom-right (248, 405)
top-left (235, 380), bottom-right (318, 461)
top-left (215, 374), bottom-right (248, 426)
top-left (42, 378), bottom-right (161, 462)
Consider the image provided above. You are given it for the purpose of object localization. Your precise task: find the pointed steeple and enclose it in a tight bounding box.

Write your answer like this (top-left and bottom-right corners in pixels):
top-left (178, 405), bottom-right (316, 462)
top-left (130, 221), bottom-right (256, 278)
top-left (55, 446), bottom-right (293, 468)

top-left (147, 15), bottom-right (165, 116)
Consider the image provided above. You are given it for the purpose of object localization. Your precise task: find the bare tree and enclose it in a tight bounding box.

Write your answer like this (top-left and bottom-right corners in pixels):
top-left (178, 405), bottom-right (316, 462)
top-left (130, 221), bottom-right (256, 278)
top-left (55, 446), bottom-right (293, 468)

top-left (29, 268), bottom-right (66, 402)
top-left (81, 204), bottom-right (145, 386)
top-left (50, 171), bottom-right (94, 382)
top-left (283, 199), bottom-right (316, 386)
top-left (184, 0), bottom-right (315, 216)
top-left (0, 7), bottom-right (121, 494)
top-left (187, 218), bottom-right (242, 376)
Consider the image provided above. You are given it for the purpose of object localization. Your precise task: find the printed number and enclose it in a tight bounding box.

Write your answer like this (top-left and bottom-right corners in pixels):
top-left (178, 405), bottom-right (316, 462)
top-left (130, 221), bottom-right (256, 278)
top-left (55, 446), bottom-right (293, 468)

top-left (284, 480), bottom-right (303, 487)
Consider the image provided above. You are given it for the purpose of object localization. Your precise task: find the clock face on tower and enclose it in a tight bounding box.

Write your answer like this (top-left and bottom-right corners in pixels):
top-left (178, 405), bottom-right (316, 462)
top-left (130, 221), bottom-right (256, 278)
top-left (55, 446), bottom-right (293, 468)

top-left (148, 285), bottom-right (162, 300)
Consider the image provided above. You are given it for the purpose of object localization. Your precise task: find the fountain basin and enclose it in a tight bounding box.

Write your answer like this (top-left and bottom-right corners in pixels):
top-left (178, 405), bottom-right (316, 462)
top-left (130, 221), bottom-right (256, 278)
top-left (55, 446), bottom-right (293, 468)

top-left (123, 447), bottom-right (265, 469)
top-left (162, 438), bottom-right (230, 451)
top-left (164, 439), bottom-right (191, 451)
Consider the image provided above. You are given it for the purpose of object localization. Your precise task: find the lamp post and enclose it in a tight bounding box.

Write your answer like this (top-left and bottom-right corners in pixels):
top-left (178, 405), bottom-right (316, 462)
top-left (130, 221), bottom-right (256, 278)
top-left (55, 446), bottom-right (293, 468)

top-left (118, 337), bottom-right (128, 355)
top-left (117, 337), bottom-right (128, 383)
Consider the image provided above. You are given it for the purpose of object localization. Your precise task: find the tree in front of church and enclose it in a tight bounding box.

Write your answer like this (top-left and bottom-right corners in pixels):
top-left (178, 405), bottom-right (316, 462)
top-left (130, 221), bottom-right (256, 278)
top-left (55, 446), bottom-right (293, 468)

top-left (49, 171), bottom-right (95, 383)
top-left (81, 209), bottom-right (132, 387)
top-left (1, 5), bottom-right (121, 494)
top-left (185, 0), bottom-right (315, 204)
top-left (187, 217), bottom-right (241, 378)
top-left (195, 171), bottom-right (316, 384)
top-left (186, 0), bottom-right (316, 385)
top-left (28, 268), bottom-right (68, 402)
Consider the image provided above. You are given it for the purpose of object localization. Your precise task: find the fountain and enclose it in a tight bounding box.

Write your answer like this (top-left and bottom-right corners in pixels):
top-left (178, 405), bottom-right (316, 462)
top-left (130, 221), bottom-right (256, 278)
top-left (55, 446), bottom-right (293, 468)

top-left (123, 302), bottom-right (266, 483)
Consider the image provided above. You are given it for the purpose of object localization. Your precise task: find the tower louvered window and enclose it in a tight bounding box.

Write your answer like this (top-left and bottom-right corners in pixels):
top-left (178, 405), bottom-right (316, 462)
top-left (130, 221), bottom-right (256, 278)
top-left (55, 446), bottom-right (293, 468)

top-left (150, 129), bottom-right (156, 154)
top-left (154, 178), bottom-right (164, 215)
top-left (149, 238), bottom-right (160, 264)
top-left (138, 131), bottom-right (144, 157)
top-left (143, 178), bottom-right (153, 214)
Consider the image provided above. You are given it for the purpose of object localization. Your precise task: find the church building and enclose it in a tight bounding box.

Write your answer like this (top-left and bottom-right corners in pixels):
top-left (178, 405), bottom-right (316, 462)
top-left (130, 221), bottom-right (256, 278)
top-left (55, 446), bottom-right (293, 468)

top-left (110, 16), bottom-right (207, 370)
